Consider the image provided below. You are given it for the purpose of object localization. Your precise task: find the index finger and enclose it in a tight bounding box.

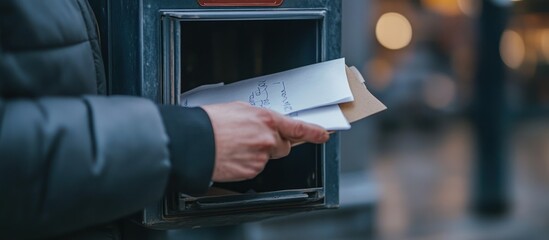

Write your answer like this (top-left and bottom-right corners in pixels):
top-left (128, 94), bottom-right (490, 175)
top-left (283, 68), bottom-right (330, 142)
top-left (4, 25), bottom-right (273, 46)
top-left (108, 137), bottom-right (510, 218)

top-left (273, 113), bottom-right (329, 144)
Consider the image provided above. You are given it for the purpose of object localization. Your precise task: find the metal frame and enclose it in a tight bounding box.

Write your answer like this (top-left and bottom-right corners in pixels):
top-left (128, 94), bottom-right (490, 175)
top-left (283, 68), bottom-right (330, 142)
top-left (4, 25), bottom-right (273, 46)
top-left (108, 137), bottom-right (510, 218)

top-left (159, 7), bottom-right (332, 207)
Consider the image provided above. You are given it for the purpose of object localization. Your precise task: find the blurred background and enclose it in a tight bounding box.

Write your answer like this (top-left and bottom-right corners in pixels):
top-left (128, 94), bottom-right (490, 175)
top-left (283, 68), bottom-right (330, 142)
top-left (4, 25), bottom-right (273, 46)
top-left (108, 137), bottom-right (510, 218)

top-left (172, 0), bottom-right (549, 239)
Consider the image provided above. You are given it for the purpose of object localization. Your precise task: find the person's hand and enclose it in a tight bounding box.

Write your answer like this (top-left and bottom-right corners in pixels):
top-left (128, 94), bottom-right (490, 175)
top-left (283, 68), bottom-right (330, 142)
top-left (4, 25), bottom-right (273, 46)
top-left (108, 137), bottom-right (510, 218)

top-left (201, 101), bottom-right (329, 182)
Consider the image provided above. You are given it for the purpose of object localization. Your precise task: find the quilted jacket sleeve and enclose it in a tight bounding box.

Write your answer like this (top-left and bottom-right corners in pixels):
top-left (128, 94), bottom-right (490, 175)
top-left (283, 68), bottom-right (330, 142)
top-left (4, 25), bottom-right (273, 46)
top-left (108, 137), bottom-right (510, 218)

top-left (0, 0), bottom-right (216, 238)
top-left (0, 96), bottom-right (171, 239)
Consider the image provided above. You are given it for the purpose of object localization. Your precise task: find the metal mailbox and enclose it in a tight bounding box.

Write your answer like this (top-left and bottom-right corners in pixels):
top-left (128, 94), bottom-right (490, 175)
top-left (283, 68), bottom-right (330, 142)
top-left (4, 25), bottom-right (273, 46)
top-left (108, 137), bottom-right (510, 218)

top-left (90, 0), bottom-right (341, 229)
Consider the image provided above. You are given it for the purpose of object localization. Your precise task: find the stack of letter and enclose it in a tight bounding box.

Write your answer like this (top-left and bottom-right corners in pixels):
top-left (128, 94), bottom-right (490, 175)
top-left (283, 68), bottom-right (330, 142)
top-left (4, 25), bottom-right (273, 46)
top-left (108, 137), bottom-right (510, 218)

top-left (180, 58), bottom-right (386, 130)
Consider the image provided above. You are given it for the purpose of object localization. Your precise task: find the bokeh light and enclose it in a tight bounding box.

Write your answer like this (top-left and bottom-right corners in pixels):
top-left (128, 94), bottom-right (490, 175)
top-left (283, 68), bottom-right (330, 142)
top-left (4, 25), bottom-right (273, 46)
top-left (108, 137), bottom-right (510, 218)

top-left (375, 12), bottom-right (413, 50)
top-left (500, 30), bottom-right (526, 69)
top-left (422, 0), bottom-right (462, 16)
top-left (541, 29), bottom-right (549, 63)
top-left (457, 0), bottom-right (480, 17)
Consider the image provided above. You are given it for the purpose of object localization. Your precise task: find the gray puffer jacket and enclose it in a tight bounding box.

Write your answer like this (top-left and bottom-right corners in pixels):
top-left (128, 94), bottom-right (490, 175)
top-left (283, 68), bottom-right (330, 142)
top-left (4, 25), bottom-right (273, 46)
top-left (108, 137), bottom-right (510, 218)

top-left (0, 0), bottom-right (215, 239)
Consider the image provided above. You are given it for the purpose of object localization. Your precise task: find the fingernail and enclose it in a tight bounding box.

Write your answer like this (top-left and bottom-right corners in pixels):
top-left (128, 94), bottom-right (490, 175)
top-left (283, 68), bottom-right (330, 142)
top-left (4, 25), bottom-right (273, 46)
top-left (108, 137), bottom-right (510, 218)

top-left (319, 131), bottom-right (329, 141)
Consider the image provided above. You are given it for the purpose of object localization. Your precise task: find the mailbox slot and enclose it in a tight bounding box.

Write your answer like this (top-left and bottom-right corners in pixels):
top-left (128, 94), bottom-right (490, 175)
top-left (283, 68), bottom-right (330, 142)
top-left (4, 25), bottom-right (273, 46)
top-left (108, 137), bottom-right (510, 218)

top-left (161, 11), bottom-right (330, 221)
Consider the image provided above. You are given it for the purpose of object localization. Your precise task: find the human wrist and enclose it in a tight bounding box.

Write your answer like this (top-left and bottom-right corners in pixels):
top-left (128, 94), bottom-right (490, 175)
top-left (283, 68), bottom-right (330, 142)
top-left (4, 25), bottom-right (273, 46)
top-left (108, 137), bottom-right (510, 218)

top-left (157, 105), bottom-right (216, 194)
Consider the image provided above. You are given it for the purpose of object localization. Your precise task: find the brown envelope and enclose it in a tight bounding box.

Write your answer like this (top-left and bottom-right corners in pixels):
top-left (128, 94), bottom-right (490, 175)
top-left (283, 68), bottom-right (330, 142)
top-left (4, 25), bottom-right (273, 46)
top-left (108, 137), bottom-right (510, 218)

top-left (339, 66), bottom-right (386, 123)
top-left (291, 66), bottom-right (386, 147)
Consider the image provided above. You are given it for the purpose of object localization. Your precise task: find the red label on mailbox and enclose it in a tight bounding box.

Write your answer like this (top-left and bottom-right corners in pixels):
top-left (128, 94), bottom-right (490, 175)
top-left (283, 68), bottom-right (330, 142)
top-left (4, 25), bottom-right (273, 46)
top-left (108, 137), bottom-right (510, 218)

top-left (198, 0), bottom-right (283, 7)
